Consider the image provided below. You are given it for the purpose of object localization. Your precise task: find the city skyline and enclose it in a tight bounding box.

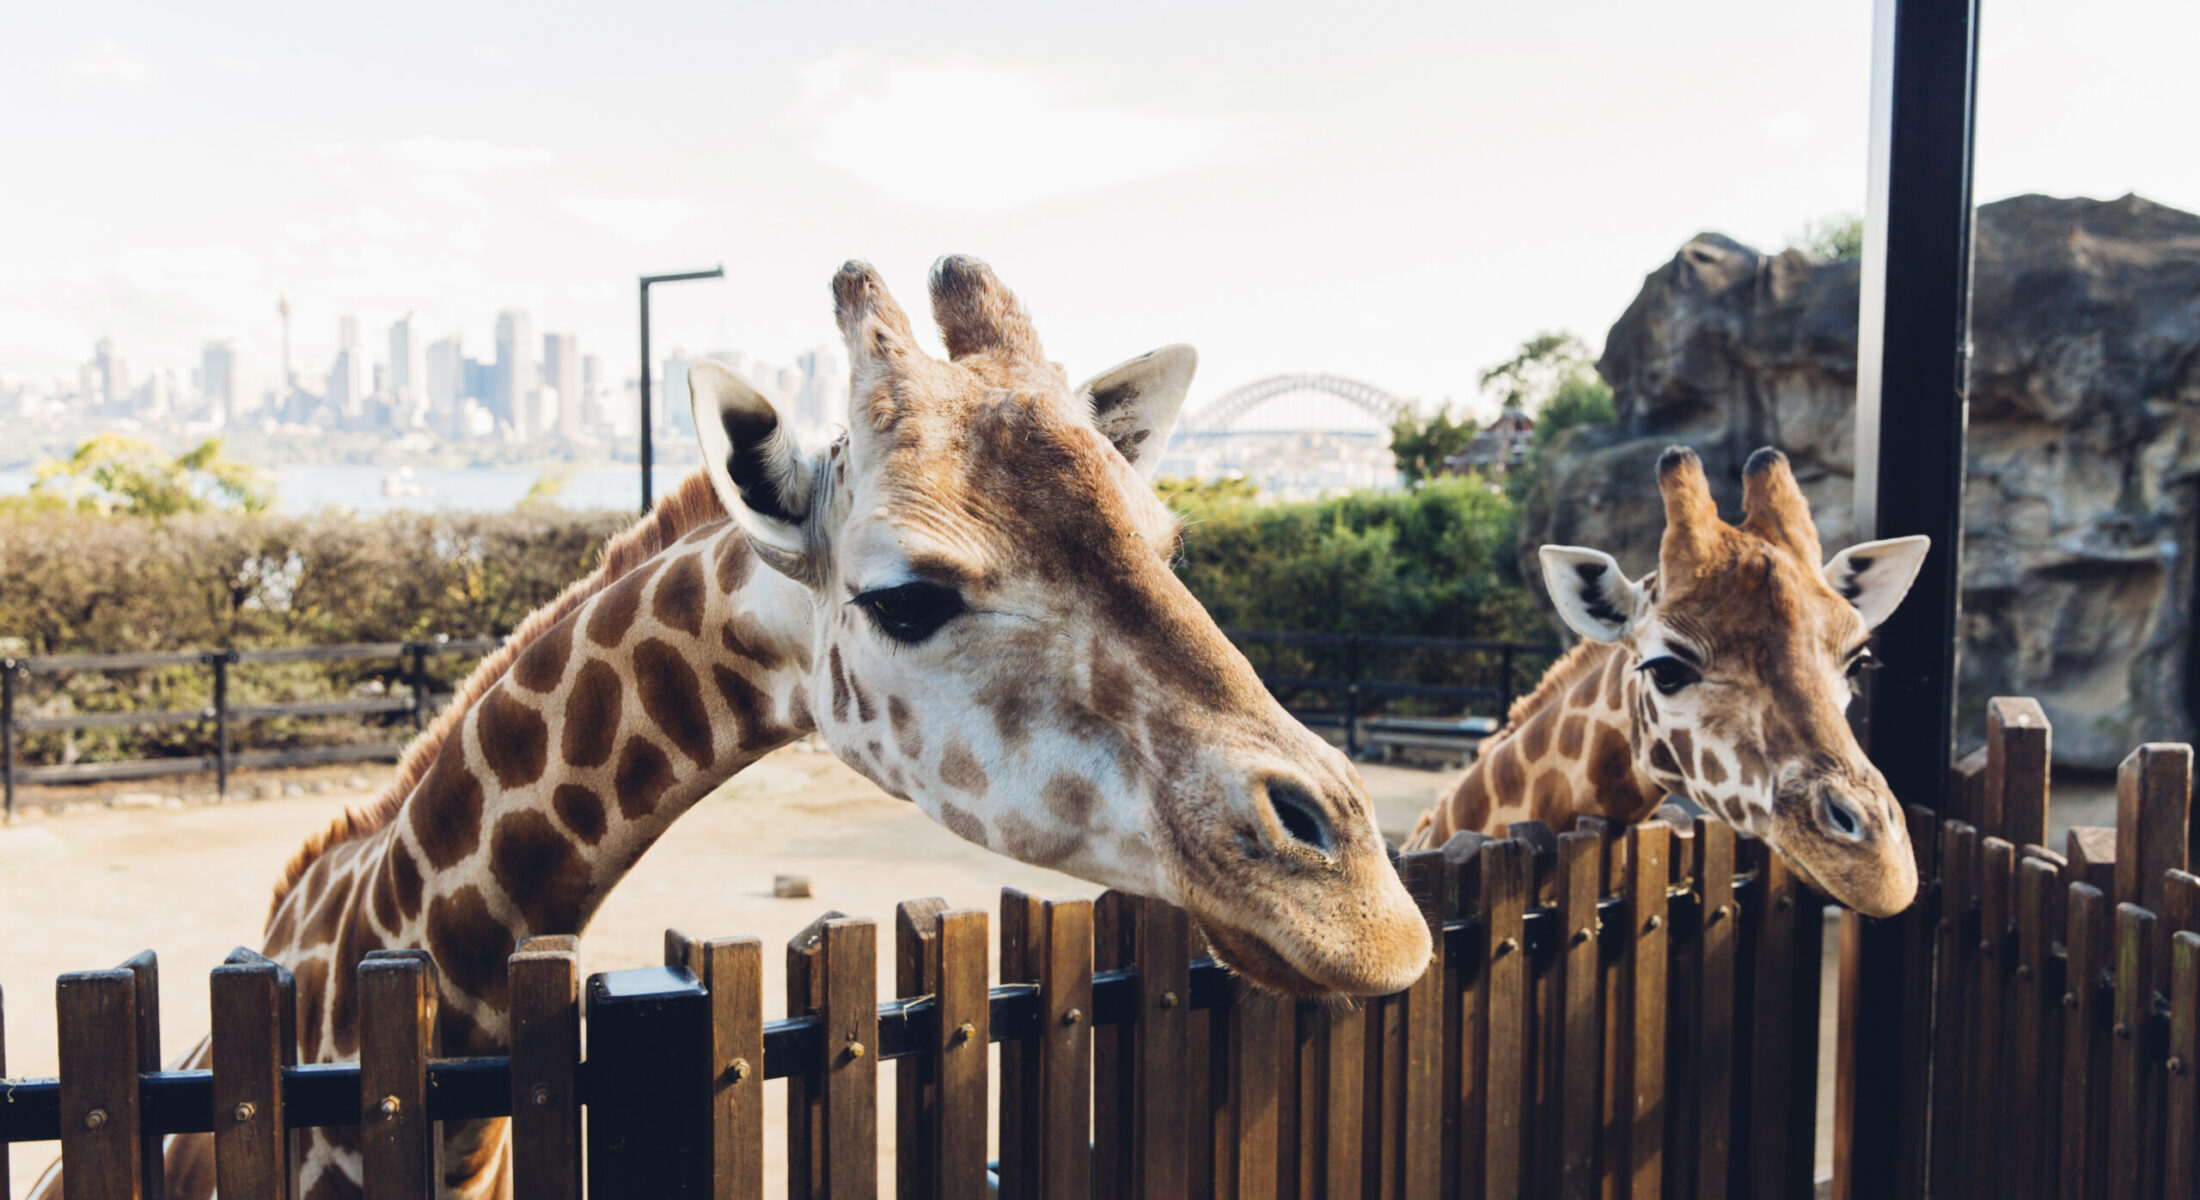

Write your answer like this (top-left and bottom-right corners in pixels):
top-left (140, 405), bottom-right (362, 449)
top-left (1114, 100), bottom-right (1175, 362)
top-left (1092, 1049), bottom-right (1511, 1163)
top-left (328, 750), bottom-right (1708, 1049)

top-left (8, 2), bottom-right (2199, 422)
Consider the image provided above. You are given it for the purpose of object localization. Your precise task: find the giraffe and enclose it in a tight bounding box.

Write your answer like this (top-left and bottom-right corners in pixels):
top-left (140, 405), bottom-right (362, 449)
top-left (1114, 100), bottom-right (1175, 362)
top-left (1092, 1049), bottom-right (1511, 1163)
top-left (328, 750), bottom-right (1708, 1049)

top-left (1404, 444), bottom-right (1931, 918)
top-left (34, 258), bottom-right (1430, 1199)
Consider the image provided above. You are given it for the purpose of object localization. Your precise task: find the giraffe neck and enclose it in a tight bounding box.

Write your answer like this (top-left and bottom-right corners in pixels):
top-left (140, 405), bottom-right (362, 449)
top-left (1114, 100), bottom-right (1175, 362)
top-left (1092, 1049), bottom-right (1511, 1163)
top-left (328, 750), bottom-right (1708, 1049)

top-left (264, 521), bottom-right (814, 1065)
top-left (1407, 640), bottom-right (1665, 849)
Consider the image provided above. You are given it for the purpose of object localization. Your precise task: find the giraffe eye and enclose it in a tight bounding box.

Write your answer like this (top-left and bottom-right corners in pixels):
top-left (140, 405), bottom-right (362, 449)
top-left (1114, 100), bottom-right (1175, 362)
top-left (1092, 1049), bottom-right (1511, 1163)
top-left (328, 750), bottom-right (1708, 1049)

top-left (1845, 650), bottom-right (1877, 687)
top-left (1639, 656), bottom-right (1700, 696)
top-left (854, 582), bottom-right (965, 644)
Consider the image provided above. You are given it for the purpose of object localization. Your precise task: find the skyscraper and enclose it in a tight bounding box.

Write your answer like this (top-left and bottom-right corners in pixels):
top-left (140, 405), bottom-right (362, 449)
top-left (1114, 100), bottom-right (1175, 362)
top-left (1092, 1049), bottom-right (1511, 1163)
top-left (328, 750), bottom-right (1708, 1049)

top-left (581, 353), bottom-right (601, 429)
top-left (388, 314), bottom-right (424, 412)
top-left (542, 332), bottom-right (581, 440)
top-left (328, 316), bottom-right (364, 420)
top-left (425, 335), bottom-right (464, 433)
top-left (795, 344), bottom-right (848, 435)
top-left (200, 341), bottom-right (237, 424)
top-left (493, 309), bottom-right (536, 430)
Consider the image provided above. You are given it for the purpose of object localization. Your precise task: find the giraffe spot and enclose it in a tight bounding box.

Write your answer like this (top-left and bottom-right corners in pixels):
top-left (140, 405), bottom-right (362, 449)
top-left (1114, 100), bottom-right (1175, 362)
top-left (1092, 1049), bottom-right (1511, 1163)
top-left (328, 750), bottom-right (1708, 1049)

top-left (293, 957), bottom-right (329, 1061)
top-left (1453, 771), bottom-right (1493, 836)
top-left (478, 687), bottom-right (549, 789)
top-left (1490, 742), bottom-right (1527, 801)
top-left (304, 872), bottom-right (348, 946)
top-left (939, 738), bottom-right (989, 796)
top-left (511, 616), bottom-right (574, 693)
top-left (1530, 771), bottom-right (1576, 830)
top-left (390, 842), bottom-right (424, 921)
top-left (653, 553), bottom-right (706, 638)
top-left (614, 737), bottom-right (676, 819)
top-left (587, 559), bottom-right (662, 648)
top-left (829, 646), bottom-right (852, 723)
top-left (562, 660), bottom-right (623, 768)
top-left (991, 689), bottom-right (1036, 749)
top-left (1557, 714), bottom-right (1587, 759)
top-left (938, 801), bottom-right (989, 847)
top-left (327, 907), bottom-right (373, 1058)
top-left (722, 615), bottom-right (784, 672)
top-left (998, 810), bottom-right (1079, 866)
top-left (265, 892), bottom-right (301, 952)
top-left (553, 783), bottom-right (607, 844)
top-left (1649, 740), bottom-right (1684, 779)
top-left (889, 695), bottom-right (923, 758)
top-left (1604, 653), bottom-right (1627, 708)
top-left (1670, 729), bottom-right (1695, 771)
top-left (1699, 746), bottom-right (1728, 786)
top-left (371, 851), bottom-right (402, 931)
top-left (438, 1003), bottom-right (496, 1059)
top-left (634, 637), bottom-right (715, 765)
top-left (1569, 665), bottom-right (1603, 707)
top-left (1520, 710), bottom-right (1552, 763)
top-left (1089, 646), bottom-right (1136, 724)
top-left (713, 662), bottom-right (788, 751)
top-left (1045, 773), bottom-right (1104, 830)
top-left (1588, 727), bottom-right (1636, 808)
top-left (851, 677), bottom-right (877, 724)
top-left (1144, 710), bottom-right (1195, 768)
top-left (715, 532), bottom-right (754, 594)
top-left (492, 810), bottom-right (593, 935)
top-left (426, 884), bottom-right (510, 1004)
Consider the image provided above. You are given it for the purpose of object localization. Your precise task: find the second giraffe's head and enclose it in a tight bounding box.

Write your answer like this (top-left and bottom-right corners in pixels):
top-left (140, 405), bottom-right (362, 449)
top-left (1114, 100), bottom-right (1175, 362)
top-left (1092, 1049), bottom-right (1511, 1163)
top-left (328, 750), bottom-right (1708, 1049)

top-left (1541, 446), bottom-right (1929, 917)
top-left (686, 258), bottom-right (1428, 996)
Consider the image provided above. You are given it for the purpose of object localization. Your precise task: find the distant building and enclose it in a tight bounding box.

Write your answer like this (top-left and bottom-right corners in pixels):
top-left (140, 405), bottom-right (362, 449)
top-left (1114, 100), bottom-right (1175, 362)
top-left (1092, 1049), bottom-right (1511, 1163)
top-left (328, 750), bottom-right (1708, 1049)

top-left (92, 337), bottom-right (129, 411)
top-left (543, 332), bottom-right (581, 439)
top-left (328, 316), bottom-right (364, 420)
top-left (1442, 409), bottom-right (1536, 477)
top-left (795, 344), bottom-right (847, 435)
top-left (425, 335), bottom-right (465, 433)
top-left (200, 341), bottom-right (237, 424)
top-left (388, 314), bottom-right (424, 417)
top-left (581, 353), bottom-right (603, 429)
top-left (660, 352), bottom-right (699, 436)
top-left (493, 310), bottom-right (536, 428)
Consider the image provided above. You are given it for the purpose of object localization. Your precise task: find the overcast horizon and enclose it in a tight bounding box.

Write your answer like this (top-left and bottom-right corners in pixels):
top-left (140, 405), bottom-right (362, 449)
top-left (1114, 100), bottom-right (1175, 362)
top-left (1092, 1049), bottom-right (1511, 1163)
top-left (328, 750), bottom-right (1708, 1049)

top-left (6, 0), bottom-right (2198, 422)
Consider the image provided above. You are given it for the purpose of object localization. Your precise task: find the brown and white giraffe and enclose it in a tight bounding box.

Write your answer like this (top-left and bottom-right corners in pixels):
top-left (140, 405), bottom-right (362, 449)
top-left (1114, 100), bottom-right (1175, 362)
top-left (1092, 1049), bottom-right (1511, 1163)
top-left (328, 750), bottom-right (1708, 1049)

top-left (35, 258), bottom-right (1429, 1199)
top-left (1405, 445), bottom-right (1930, 917)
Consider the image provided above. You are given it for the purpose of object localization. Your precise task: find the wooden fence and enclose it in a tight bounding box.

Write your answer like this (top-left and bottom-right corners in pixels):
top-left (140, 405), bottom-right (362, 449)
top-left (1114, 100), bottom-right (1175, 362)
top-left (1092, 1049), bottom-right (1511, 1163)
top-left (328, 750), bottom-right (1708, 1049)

top-left (0, 815), bottom-right (1824, 1198)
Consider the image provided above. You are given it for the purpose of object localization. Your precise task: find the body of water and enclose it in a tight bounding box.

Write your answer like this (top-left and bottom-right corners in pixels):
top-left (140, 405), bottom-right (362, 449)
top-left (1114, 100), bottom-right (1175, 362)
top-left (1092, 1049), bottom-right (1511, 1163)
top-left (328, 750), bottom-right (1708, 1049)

top-left (0, 463), bottom-right (699, 515)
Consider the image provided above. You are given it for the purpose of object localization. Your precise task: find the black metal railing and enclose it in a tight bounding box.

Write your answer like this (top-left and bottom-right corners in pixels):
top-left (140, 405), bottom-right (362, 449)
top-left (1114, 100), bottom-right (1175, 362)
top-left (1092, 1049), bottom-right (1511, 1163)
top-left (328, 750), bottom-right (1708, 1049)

top-left (0, 638), bottom-right (499, 817)
top-left (1223, 628), bottom-right (1562, 757)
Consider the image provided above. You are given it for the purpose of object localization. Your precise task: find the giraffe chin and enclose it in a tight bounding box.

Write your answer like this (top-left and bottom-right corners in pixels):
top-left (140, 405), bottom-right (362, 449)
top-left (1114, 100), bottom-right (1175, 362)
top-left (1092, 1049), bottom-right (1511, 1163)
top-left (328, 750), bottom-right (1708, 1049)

top-left (1194, 915), bottom-right (1421, 999)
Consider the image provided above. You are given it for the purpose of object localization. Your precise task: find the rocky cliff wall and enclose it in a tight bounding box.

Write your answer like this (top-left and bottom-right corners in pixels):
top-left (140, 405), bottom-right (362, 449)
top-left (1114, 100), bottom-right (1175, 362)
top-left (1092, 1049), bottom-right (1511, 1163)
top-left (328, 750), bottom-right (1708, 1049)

top-left (1522, 194), bottom-right (2200, 768)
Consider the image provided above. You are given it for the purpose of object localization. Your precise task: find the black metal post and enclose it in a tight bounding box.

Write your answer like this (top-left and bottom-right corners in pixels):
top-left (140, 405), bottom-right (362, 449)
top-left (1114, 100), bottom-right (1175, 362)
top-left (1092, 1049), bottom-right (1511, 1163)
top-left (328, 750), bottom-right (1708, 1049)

top-left (3, 659), bottom-right (17, 820)
top-left (637, 266), bottom-right (725, 515)
top-left (207, 650), bottom-right (235, 799)
top-left (1841, 0), bottom-right (1980, 1194)
top-left (1344, 634), bottom-right (1361, 758)
top-left (1499, 645), bottom-right (1517, 713)
top-left (408, 644), bottom-right (431, 733)
top-left (584, 966), bottom-right (713, 1197)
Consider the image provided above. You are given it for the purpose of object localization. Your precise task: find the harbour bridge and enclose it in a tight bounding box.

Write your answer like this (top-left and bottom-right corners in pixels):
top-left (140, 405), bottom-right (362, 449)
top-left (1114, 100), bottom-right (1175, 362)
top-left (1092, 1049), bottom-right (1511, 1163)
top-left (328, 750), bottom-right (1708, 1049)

top-left (1174, 373), bottom-right (1411, 435)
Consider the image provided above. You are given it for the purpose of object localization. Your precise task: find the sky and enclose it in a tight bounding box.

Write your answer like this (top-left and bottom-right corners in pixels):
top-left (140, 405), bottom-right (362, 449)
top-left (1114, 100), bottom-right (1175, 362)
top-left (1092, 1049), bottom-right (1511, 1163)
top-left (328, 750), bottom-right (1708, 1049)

top-left (4, 0), bottom-right (2199, 425)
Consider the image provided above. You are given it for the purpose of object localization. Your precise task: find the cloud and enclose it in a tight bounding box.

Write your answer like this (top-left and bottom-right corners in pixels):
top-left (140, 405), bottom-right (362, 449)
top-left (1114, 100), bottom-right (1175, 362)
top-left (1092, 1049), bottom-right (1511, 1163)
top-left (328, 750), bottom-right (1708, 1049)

top-left (558, 194), bottom-right (708, 244)
top-left (381, 137), bottom-right (553, 173)
top-left (67, 40), bottom-right (151, 87)
top-left (1755, 110), bottom-right (1817, 146)
top-left (793, 54), bottom-right (1260, 214)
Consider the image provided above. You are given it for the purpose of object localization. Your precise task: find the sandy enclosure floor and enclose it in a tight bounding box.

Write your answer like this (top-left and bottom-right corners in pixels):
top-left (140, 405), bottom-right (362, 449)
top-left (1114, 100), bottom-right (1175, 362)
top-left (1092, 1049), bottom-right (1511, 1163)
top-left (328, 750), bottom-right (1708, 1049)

top-left (0, 747), bottom-right (1450, 1197)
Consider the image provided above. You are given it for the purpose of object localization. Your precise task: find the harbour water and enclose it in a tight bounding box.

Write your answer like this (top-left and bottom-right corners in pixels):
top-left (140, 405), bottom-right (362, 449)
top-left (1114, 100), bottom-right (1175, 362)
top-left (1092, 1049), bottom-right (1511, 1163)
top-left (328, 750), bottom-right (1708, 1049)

top-left (0, 463), bottom-right (696, 515)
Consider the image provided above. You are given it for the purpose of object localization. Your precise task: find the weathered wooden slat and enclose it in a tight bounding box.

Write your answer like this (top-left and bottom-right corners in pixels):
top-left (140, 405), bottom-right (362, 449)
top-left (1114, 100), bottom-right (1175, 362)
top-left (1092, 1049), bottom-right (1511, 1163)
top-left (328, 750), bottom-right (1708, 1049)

top-left (2165, 870), bottom-right (2200, 941)
top-left (358, 951), bottom-right (438, 1200)
top-left (1293, 1001), bottom-right (1322, 1200)
top-left (1133, 896), bottom-right (1191, 1200)
top-left (2013, 858), bottom-right (2062, 1200)
top-left (1039, 898), bottom-right (1095, 1200)
top-left (1626, 823), bottom-right (1670, 1200)
top-left (1482, 837), bottom-right (1531, 1200)
top-left (1782, 891), bottom-right (1827, 1200)
top-left (2066, 827), bottom-right (2117, 897)
top-left (1600, 829), bottom-right (1632, 1200)
top-left (1319, 1001), bottom-right (1367, 1200)
top-left (786, 909), bottom-right (843, 1200)
top-left (2060, 884), bottom-right (2112, 1200)
top-left (1929, 821), bottom-right (1979, 1200)
top-left (1232, 990), bottom-right (1286, 1200)
top-left (2108, 903), bottom-right (2162, 1200)
top-left (666, 929), bottom-right (763, 1200)
top-left (1444, 832), bottom-right (1492, 1200)
top-left (1511, 821), bottom-right (1558, 1200)
top-left (2117, 744), bottom-right (2193, 918)
top-left (1399, 849), bottom-right (1448, 1200)
top-left (57, 967), bottom-right (142, 1198)
top-left (115, 950), bottom-right (165, 1199)
top-left (2167, 932), bottom-right (2200, 1200)
top-left (934, 908), bottom-right (991, 1200)
top-left (999, 888), bottom-right (1044, 1200)
top-left (1950, 745), bottom-right (1989, 829)
top-left (1973, 837), bottom-right (2016, 1200)
top-left (509, 941), bottom-right (582, 1200)
top-left (1984, 696), bottom-right (2051, 847)
top-left (821, 918), bottom-right (879, 1200)
top-left (1527, 831), bottom-right (1596, 1200)
top-left (1092, 891), bottom-right (1133, 1200)
top-left (1748, 841), bottom-right (1805, 1200)
top-left (211, 949), bottom-right (295, 1200)
top-left (1664, 821), bottom-right (1701, 1200)
top-left (1694, 820), bottom-right (1736, 1200)
top-left (1883, 804), bottom-right (1941, 1200)
top-left (895, 898), bottom-right (950, 1200)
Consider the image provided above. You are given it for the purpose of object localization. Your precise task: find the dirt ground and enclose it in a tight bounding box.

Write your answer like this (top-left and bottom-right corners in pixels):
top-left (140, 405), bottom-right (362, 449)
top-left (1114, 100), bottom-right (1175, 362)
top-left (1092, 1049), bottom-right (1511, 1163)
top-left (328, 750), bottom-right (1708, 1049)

top-left (0, 750), bottom-right (2119, 1198)
top-left (0, 747), bottom-right (1455, 1197)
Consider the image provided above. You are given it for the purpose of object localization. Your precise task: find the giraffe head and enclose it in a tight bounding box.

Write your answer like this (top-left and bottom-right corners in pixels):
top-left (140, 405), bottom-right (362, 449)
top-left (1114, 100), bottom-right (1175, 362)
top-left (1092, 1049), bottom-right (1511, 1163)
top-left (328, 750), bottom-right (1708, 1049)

top-left (1539, 446), bottom-right (1930, 916)
top-left (686, 257), bottom-right (1428, 996)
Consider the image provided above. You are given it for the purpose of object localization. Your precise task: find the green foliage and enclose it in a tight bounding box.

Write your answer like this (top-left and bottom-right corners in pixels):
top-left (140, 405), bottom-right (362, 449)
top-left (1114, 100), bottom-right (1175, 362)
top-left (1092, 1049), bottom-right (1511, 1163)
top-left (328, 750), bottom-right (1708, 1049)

top-left (1478, 332), bottom-right (1595, 412)
top-left (17, 435), bottom-right (272, 517)
top-left (1791, 214), bottom-right (1865, 262)
top-left (1532, 373), bottom-right (1617, 451)
top-left (1388, 409), bottom-right (1478, 486)
top-left (516, 465), bottom-right (574, 511)
top-left (1155, 474), bottom-right (1260, 521)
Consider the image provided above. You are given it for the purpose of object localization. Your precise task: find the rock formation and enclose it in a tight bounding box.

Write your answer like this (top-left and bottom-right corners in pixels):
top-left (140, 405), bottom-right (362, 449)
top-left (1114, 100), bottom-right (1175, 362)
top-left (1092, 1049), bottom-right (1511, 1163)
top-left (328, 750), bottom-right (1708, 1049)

top-left (1522, 194), bottom-right (2200, 768)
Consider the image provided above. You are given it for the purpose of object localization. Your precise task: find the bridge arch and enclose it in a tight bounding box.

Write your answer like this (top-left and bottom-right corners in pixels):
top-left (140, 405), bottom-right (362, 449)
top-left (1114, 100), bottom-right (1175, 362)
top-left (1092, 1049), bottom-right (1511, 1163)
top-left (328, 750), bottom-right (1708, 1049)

top-left (1177, 373), bottom-right (1410, 434)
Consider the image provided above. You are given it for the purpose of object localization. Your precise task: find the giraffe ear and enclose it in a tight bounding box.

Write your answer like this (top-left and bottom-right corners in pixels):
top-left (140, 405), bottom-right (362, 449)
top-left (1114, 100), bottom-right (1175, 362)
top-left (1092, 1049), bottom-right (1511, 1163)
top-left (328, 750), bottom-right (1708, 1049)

top-left (1540, 546), bottom-right (1642, 643)
top-left (1074, 344), bottom-right (1197, 477)
top-left (1822, 535), bottom-right (1931, 630)
top-left (691, 360), bottom-right (822, 582)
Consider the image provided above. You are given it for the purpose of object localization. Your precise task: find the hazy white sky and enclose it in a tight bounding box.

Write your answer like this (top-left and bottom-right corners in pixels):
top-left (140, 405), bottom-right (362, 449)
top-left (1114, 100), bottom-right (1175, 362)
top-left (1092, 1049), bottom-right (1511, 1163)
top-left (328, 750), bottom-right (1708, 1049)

top-left (4, 0), bottom-right (2197, 419)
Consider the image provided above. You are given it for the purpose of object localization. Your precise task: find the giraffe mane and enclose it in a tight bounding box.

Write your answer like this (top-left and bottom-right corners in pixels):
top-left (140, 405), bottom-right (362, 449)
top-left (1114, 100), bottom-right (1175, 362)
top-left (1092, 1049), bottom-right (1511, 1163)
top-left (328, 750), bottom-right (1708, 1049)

top-left (1476, 638), bottom-right (1607, 756)
top-left (265, 469), bottom-right (730, 926)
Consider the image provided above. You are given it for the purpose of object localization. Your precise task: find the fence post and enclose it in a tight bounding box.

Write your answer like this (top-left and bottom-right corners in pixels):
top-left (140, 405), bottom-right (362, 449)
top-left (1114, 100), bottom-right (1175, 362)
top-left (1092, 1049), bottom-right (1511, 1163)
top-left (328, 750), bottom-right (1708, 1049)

top-left (586, 964), bottom-right (713, 1197)
top-left (407, 643), bottom-right (431, 732)
top-left (1345, 634), bottom-right (1361, 759)
top-left (205, 649), bottom-right (235, 798)
top-left (3, 657), bottom-right (16, 821)
top-left (1499, 645), bottom-right (1516, 713)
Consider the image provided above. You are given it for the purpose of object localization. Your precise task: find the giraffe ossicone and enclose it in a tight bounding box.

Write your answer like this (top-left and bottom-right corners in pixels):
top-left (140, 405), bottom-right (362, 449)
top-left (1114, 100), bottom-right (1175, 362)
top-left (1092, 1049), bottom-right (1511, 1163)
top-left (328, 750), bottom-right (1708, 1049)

top-left (1408, 444), bottom-right (1930, 918)
top-left (32, 256), bottom-right (1433, 1199)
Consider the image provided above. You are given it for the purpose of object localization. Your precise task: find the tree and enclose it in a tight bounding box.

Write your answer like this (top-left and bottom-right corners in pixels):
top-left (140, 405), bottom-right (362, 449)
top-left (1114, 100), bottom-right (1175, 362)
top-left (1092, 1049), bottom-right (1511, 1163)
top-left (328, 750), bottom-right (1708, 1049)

top-left (1791, 215), bottom-right (1864, 262)
top-left (22, 435), bottom-right (271, 517)
top-left (1478, 332), bottom-right (1595, 412)
top-left (1388, 408), bottom-right (1478, 485)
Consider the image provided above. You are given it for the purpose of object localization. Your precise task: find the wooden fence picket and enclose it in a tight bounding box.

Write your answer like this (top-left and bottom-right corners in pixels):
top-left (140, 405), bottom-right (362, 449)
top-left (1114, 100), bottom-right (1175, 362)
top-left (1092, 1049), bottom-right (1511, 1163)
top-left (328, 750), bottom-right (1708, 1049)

top-left (1928, 821), bottom-right (1978, 1200)
top-left (1132, 895), bottom-right (1190, 1200)
top-left (1694, 819), bottom-right (1736, 1200)
top-left (2167, 931), bottom-right (2200, 1199)
top-left (787, 910), bottom-right (844, 1200)
top-left (2061, 883), bottom-right (2112, 1200)
top-left (1624, 822), bottom-right (1669, 1200)
top-left (895, 898), bottom-right (950, 1200)
top-left (666, 928), bottom-right (763, 1200)
top-left (821, 917), bottom-right (879, 1200)
top-left (1480, 836), bottom-right (1531, 1200)
top-left (1092, 891), bottom-right (1134, 1200)
top-left (1038, 898), bottom-right (1094, 1200)
top-left (2014, 857), bottom-right (2064, 1200)
top-left (2107, 904), bottom-right (2162, 1200)
top-left (509, 935), bottom-right (581, 1200)
top-left (1973, 837), bottom-right (2016, 1200)
top-left (999, 888), bottom-right (1043, 1200)
top-left (357, 950), bottom-right (438, 1200)
top-left (1398, 849), bottom-right (1449, 1200)
top-left (934, 907), bottom-right (991, 1200)
top-left (210, 948), bottom-right (296, 1200)
top-left (57, 965), bottom-right (144, 1198)
top-left (1984, 696), bottom-right (2051, 849)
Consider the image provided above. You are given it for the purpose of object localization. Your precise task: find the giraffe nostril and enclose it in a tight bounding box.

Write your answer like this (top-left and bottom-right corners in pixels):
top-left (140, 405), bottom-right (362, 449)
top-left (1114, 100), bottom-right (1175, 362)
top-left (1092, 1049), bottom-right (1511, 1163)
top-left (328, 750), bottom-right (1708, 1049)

top-left (1265, 780), bottom-right (1334, 855)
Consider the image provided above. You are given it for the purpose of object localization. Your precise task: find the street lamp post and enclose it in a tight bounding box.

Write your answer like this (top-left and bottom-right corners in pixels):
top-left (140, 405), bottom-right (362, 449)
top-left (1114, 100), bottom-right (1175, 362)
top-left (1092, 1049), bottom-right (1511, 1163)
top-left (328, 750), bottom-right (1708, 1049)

top-left (638, 265), bottom-right (725, 514)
